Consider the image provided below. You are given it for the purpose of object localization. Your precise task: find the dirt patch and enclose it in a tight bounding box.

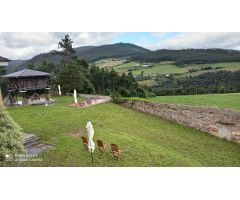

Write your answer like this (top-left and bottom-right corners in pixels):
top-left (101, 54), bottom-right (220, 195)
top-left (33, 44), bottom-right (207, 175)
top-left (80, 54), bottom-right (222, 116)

top-left (69, 98), bottom-right (110, 108)
top-left (69, 102), bottom-right (87, 108)
top-left (69, 129), bottom-right (87, 137)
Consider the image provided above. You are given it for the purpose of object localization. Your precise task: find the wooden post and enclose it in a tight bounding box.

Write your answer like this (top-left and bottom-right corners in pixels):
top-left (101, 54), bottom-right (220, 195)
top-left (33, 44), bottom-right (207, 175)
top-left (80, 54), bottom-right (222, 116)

top-left (0, 88), bottom-right (3, 107)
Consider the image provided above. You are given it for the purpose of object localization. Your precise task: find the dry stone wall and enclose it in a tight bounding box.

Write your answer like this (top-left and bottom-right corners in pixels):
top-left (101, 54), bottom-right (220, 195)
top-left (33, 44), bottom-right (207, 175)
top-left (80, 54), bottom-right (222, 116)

top-left (118, 99), bottom-right (240, 144)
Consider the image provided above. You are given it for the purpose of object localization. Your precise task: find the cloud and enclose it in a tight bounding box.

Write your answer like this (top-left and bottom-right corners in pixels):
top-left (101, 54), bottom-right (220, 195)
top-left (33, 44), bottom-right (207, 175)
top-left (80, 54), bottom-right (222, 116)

top-left (153, 32), bottom-right (240, 50)
top-left (1, 32), bottom-right (240, 60)
top-left (0, 32), bottom-right (118, 60)
top-left (70, 32), bottom-right (118, 46)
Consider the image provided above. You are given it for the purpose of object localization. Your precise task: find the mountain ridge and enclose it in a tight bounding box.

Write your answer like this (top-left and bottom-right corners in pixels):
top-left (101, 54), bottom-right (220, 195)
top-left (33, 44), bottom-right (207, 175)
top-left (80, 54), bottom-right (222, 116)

top-left (5, 43), bottom-right (240, 73)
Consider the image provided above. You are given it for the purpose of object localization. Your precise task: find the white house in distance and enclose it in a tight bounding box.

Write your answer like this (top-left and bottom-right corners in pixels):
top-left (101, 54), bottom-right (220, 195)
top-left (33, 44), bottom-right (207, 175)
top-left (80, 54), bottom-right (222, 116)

top-left (0, 56), bottom-right (10, 67)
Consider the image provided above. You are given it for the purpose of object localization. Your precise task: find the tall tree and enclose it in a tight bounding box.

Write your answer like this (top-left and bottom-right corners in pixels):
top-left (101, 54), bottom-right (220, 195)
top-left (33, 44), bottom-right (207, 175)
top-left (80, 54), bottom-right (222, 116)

top-left (26, 63), bottom-right (35, 69)
top-left (50, 34), bottom-right (76, 66)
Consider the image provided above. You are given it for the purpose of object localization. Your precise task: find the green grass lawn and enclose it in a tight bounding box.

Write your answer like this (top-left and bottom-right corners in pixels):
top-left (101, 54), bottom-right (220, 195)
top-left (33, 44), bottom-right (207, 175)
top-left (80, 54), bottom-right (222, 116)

top-left (2, 96), bottom-right (240, 167)
top-left (146, 93), bottom-right (240, 111)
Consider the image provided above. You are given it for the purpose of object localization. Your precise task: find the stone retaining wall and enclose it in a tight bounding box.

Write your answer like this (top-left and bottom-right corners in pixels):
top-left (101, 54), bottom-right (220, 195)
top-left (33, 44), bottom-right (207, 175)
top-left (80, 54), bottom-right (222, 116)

top-left (79, 94), bottom-right (112, 101)
top-left (117, 99), bottom-right (240, 144)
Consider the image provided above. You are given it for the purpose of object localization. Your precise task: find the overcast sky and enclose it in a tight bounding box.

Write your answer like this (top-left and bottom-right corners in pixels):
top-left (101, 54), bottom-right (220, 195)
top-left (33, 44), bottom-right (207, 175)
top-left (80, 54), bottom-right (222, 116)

top-left (1, 32), bottom-right (240, 60)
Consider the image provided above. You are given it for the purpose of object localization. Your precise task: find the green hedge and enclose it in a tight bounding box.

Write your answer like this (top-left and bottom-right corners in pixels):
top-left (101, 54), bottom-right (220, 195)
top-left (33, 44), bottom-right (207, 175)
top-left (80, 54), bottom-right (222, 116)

top-left (0, 107), bottom-right (25, 161)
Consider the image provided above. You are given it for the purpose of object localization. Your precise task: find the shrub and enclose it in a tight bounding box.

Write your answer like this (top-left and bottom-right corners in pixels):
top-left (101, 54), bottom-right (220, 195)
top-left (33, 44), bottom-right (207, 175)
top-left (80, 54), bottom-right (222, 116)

top-left (0, 107), bottom-right (25, 161)
top-left (218, 86), bottom-right (226, 93)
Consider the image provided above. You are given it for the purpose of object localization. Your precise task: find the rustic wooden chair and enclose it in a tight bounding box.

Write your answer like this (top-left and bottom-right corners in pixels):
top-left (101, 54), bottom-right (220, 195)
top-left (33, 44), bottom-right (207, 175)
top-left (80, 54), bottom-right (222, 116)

top-left (81, 136), bottom-right (88, 150)
top-left (111, 144), bottom-right (123, 158)
top-left (96, 140), bottom-right (108, 154)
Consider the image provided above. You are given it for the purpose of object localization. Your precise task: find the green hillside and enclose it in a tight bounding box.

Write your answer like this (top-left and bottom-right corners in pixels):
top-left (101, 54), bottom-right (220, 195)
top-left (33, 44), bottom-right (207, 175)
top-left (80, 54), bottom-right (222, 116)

top-left (17, 43), bottom-right (149, 69)
top-left (113, 61), bottom-right (240, 77)
top-left (7, 45), bottom-right (240, 74)
top-left (131, 64), bottom-right (188, 76)
top-left (132, 49), bottom-right (240, 64)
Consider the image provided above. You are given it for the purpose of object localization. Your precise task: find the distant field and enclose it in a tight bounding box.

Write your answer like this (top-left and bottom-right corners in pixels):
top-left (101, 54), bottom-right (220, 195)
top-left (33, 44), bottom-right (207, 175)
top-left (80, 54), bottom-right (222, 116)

top-left (115, 62), bottom-right (188, 75)
top-left (131, 64), bottom-right (188, 76)
top-left (146, 93), bottom-right (240, 111)
top-left (113, 61), bottom-right (240, 77)
top-left (138, 79), bottom-right (157, 87)
top-left (114, 61), bottom-right (140, 73)
top-left (94, 58), bottom-right (125, 68)
top-left (186, 62), bottom-right (240, 69)
top-left (178, 62), bottom-right (240, 77)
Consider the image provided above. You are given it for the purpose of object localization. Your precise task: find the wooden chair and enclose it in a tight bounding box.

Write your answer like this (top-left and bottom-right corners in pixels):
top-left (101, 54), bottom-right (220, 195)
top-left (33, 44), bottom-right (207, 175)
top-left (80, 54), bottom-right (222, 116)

top-left (111, 144), bottom-right (123, 158)
top-left (81, 136), bottom-right (88, 150)
top-left (97, 140), bottom-right (108, 154)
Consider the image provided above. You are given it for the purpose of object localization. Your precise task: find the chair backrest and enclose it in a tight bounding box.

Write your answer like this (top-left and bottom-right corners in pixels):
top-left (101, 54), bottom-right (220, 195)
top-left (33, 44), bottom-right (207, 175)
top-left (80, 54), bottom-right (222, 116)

top-left (97, 140), bottom-right (104, 148)
top-left (82, 136), bottom-right (88, 144)
top-left (111, 144), bottom-right (118, 152)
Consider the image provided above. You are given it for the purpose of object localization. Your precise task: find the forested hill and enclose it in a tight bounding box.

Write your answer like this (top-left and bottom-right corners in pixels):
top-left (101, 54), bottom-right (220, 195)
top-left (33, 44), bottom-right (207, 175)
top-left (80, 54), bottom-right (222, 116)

top-left (7, 45), bottom-right (240, 72)
top-left (132, 49), bottom-right (240, 65)
top-left (74, 43), bottom-right (150, 61)
top-left (25, 43), bottom-right (149, 66)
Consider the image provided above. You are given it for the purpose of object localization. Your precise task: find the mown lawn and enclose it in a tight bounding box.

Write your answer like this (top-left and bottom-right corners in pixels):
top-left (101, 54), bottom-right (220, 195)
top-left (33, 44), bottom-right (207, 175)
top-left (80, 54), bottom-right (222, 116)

top-left (146, 93), bottom-right (240, 111)
top-left (2, 96), bottom-right (240, 167)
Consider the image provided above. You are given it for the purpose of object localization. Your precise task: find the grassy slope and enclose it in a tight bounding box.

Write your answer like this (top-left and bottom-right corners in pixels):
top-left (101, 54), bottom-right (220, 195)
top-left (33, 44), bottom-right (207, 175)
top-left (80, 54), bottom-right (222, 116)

top-left (114, 61), bottom-right (240, 76)
top-left (114, 61), bottom-right (139, 73)
top-left (186, 62), bottom-right (240, 69)
top-left (3, 96), bottom-right (240, 167)
top-left (131, 64), bottom-right (188, 76)
top-left (146, 93), bottom-right (240, 111)
top-left (94, 59), bottom-right (125, 68)
top-left (115, 62), bottom-right (187, 75)
top-left (138, 79), bottom-right (158, 87)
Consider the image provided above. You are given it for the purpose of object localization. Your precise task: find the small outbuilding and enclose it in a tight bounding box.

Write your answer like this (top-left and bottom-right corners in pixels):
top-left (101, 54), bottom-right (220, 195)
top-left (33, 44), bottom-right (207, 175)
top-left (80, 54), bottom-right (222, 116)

top-left (2, 69), bottom-right (51, 105)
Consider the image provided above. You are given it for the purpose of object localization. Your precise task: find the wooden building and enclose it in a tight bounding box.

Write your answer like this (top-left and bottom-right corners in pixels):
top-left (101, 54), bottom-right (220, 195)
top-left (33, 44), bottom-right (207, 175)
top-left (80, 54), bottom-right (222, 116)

top-left (3, 69), bottom-right (50, 91)
top-left (2, 69), bottom-right (50, 105)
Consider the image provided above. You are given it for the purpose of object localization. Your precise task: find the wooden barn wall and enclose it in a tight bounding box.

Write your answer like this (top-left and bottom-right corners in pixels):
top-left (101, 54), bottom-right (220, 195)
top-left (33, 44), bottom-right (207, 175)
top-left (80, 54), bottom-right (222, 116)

top-left (9, 76), bottom-right (49, 90)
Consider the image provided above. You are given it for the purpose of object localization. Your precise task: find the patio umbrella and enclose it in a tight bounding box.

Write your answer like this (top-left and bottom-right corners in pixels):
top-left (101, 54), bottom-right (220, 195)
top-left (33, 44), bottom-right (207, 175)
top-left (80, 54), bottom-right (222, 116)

top-left (58, 85), bottom-right (62, 96)
top-left (86, 121), bottom-right (95, 164)
top-left (73, 89), bottom-right (78, 103)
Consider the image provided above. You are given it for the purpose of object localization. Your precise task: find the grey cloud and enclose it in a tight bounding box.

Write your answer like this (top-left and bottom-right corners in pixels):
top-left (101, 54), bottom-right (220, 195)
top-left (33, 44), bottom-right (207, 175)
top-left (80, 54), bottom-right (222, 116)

top-left (0, 32), bottom-right (118, 59)
top-left (157, 32), bottom-right (240, 50)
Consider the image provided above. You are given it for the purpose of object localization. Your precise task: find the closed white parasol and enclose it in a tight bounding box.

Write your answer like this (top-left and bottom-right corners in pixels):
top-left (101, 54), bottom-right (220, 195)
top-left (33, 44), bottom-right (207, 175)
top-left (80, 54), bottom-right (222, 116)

top-left (86, 121), bottom-right (95, 163)
top-left (58, 85), bottom-right (62, 96)
top-left (73, 89), bottom-right (78, 103)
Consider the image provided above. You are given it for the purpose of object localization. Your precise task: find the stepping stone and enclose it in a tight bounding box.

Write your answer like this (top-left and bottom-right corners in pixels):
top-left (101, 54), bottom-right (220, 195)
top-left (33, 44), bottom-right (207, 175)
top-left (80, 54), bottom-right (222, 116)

top-left (24, 133), bottom-right (54, 154)
top-left (24, 133), bottom-right (40, 147)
